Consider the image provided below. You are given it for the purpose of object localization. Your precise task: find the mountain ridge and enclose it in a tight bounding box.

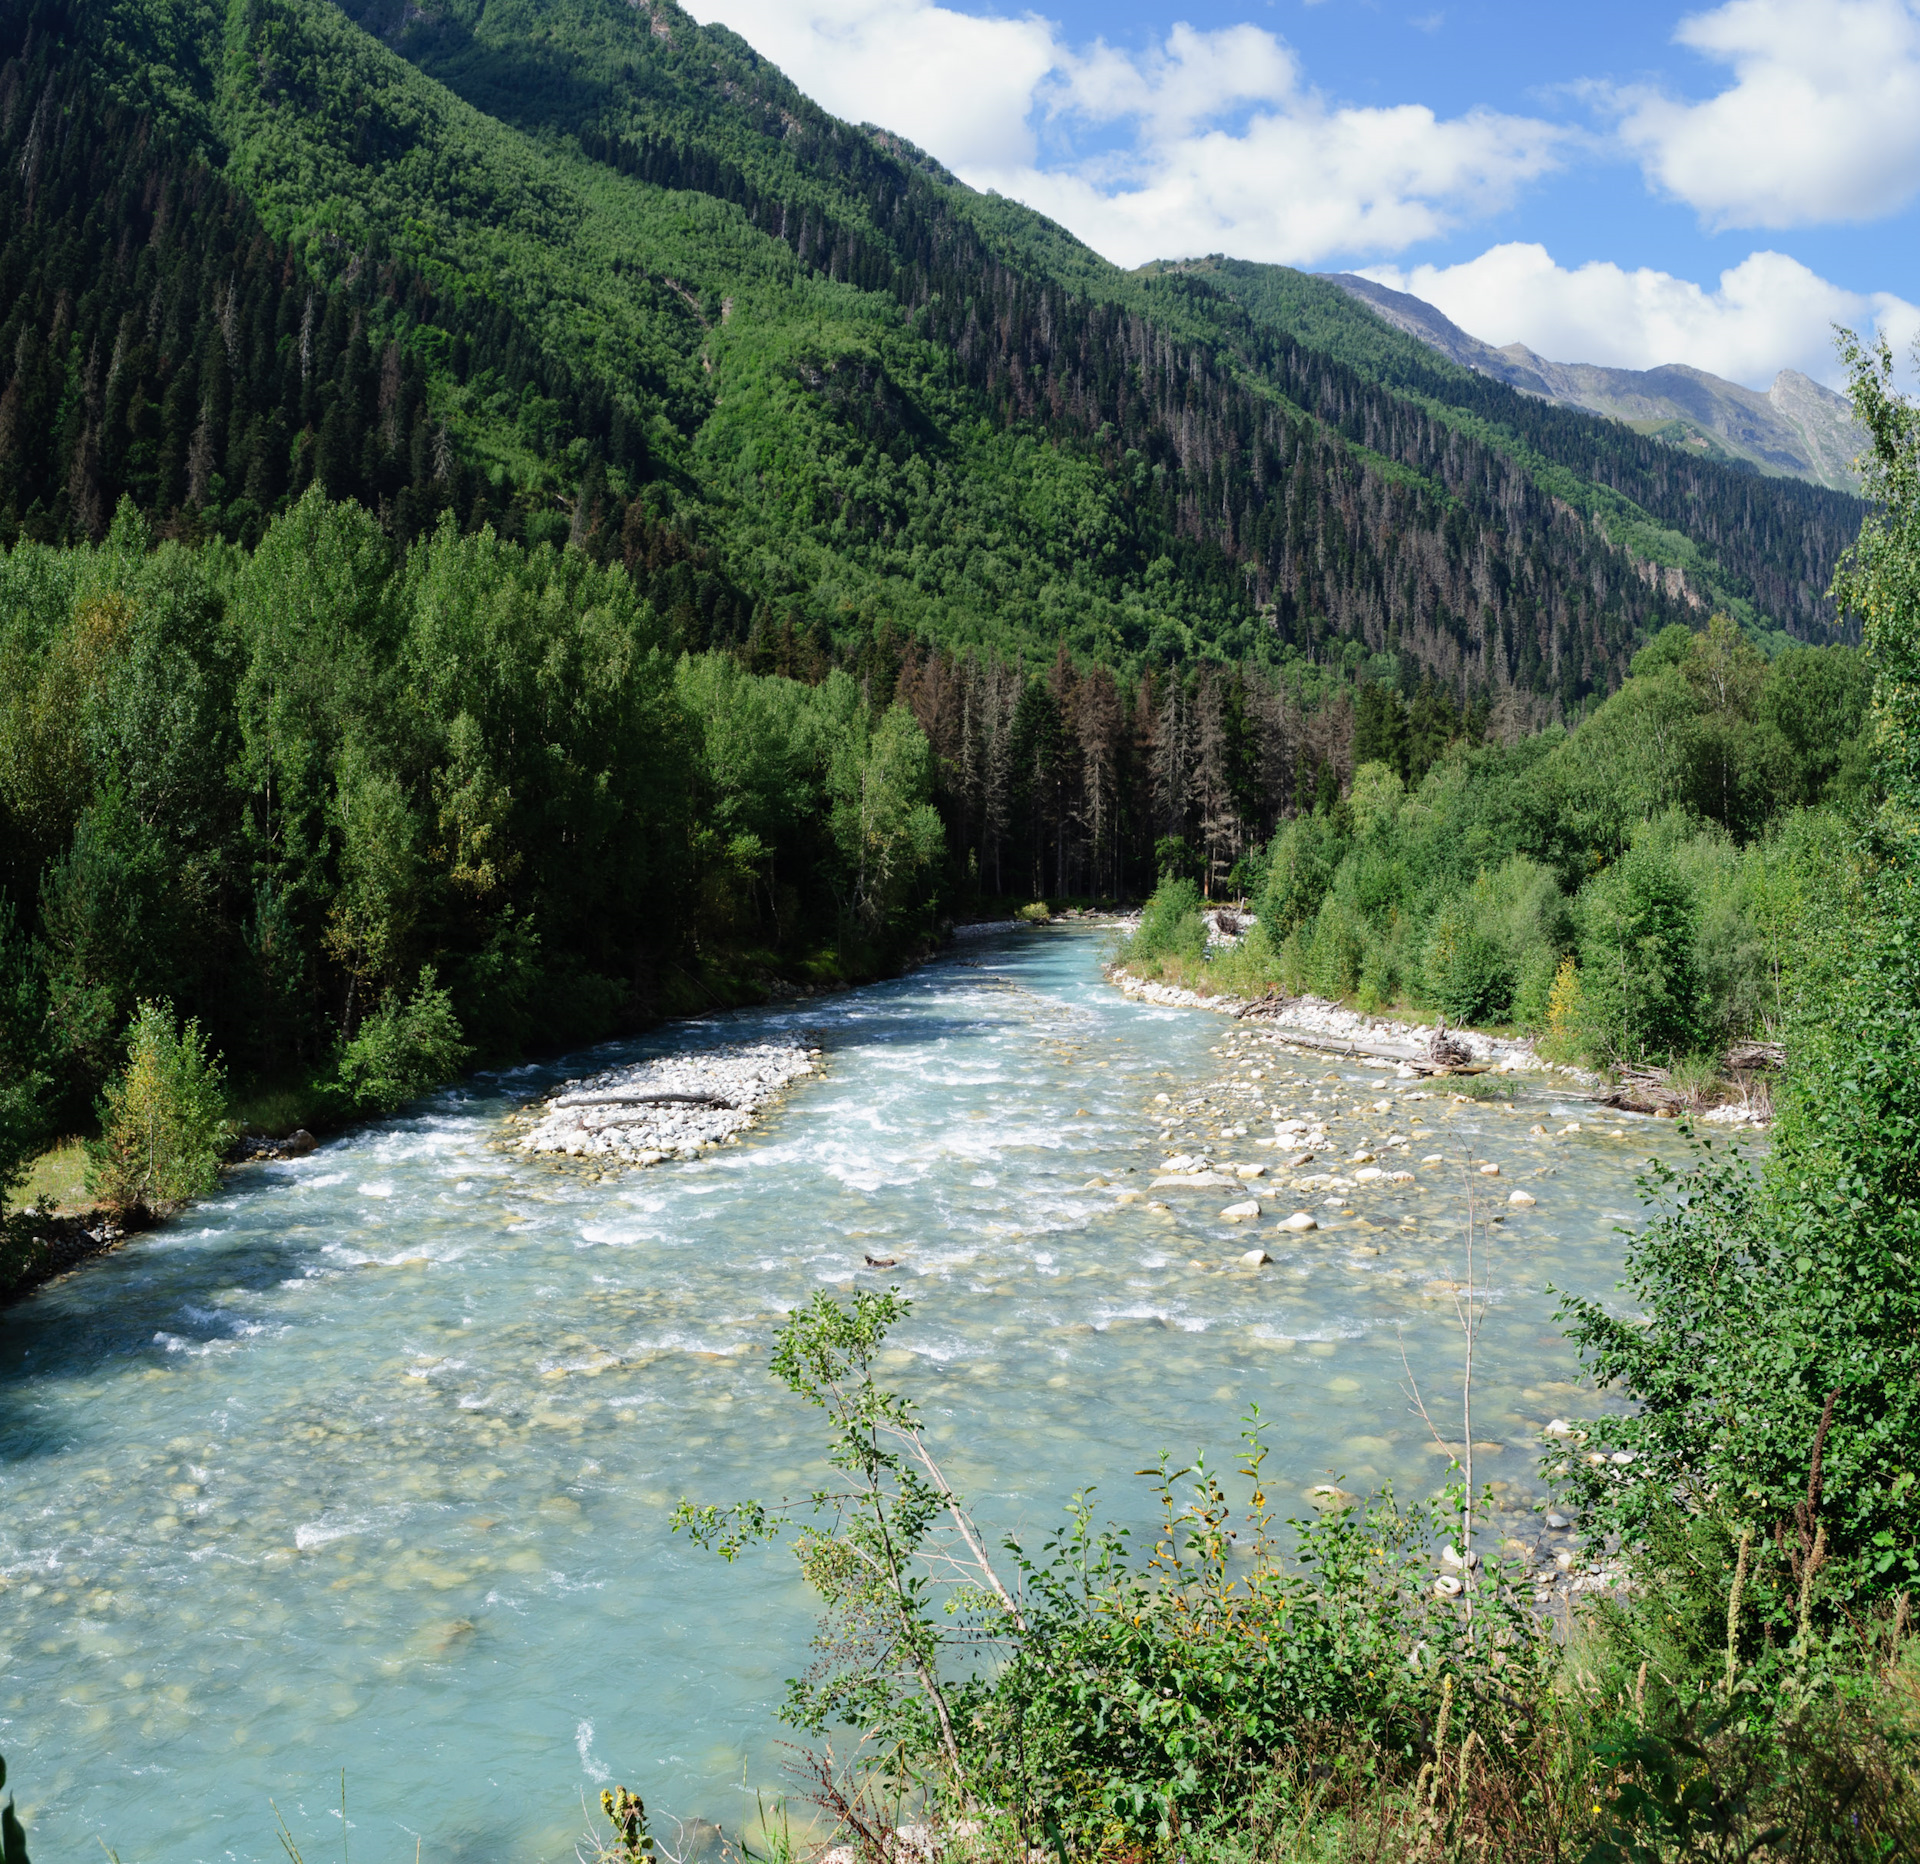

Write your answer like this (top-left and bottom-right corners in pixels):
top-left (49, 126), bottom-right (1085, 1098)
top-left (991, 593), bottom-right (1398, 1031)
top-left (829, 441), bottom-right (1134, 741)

top-left (0, 0), bottom-right (1867, 713)
top-left (1320, 271), bottom-right (1865, 494)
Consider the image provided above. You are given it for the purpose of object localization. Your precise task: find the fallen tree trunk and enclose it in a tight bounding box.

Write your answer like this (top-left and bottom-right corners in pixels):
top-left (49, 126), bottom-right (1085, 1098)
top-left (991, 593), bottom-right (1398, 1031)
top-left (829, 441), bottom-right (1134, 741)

top-left (550, 1091), bottom-right (737, 1110)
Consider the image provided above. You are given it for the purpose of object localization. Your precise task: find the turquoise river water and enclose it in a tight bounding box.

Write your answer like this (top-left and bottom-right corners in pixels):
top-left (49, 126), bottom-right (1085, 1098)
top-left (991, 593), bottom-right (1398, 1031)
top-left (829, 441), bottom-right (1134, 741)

top-left (0, 928), bottom-right (1693, 1860)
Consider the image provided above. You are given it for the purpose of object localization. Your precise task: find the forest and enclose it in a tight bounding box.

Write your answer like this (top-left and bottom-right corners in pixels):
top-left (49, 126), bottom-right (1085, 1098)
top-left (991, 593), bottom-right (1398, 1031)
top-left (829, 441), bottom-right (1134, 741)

top-left (0, 0), bottom-right (1870, 708)
top-left (0, 0), bottom-right (1892, 1223)
top-left (1125, 615), bottom-right (1874, 1071)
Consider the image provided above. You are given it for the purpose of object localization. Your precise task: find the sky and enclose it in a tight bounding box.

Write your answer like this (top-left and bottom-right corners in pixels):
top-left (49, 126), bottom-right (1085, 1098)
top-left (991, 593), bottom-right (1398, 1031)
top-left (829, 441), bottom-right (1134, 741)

top-left (679, 0), bottom-right (1920, 391)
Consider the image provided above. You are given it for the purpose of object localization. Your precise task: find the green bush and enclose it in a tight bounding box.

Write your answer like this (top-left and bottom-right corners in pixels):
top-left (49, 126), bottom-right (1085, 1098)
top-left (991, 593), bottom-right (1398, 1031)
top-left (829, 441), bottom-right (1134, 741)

top-left (1556, 331), bottom-right (1920, 1672)
top-left (0, 899), bottom-right (49, 1206)
top-left (87, 999), bottom-right (227, 1214)
top-left (1298, 888), bottom-right (1370, 998)
top-left (1257, 812), bottom-right (1345, 943)
top-left (676, 1291), bottom-right (1557, 1859)
top-left (1128, 877), bottom-right (1207, 965)
top-left (1575, 839), bottom-right (1702, 1062)
top-left (327, 967), bottom-right (472, 1118)
top-left (1422, 897), bottom-right (1516, 1023)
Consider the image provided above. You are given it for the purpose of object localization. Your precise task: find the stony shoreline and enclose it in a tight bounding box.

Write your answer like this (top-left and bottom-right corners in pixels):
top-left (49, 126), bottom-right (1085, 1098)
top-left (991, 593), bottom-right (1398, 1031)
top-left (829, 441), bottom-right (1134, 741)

top-left (506, 1041), bottom-right (823, 1166)
top-left (1107, 965), bottom-right (1568, 1075)
top-left (0, 1207), bottom-right (145, 1306)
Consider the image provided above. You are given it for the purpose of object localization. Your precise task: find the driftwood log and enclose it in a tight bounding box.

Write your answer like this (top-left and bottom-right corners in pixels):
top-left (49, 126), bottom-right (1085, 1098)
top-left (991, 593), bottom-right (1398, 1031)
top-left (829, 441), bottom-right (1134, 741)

top-left (550, 1091), bottom-right (737, 1111)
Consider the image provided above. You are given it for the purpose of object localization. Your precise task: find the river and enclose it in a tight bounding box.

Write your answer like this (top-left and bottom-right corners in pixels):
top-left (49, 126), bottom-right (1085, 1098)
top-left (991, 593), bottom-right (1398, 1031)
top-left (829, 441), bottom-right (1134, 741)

top-left (0, 928), bottom-right (1690, 1860)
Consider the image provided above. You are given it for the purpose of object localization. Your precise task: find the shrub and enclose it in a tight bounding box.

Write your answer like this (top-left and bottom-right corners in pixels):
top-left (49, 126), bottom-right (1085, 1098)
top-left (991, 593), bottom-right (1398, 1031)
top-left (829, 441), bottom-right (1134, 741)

top-left (1423, 897), bottom-right (1516, 1024)
top-left (1543, 955), bottom-right (1583, 1060)
top-left (1129, 877), bottom-right (1207, 965)
top-left (0, 898), bottom-right (49, 1206)
top-left (1299, 889), bottom-right (1369, 998)
top-left (676, 1292), bottom-right (1556, 1859)
top-left (1575, 840), bottom-right (1702, 1062)
top-left (87, 999), bottom-right (227, 1215)
top-left (328, 967), bottom-right (471, 1118)
top-left (1257, 812), bottom-right (1345, 943)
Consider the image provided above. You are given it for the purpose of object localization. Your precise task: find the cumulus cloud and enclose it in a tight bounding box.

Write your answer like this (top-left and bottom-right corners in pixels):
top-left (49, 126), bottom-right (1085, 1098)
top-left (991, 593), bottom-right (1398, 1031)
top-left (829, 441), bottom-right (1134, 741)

top-left (1616, 0), bottom-right (1920, 228)
top-left (1362, 243), bottom-right (1920, 388)
top-left (684, 0), bottom-right (1059, 172)
top-left (686, 0), bottom-right (1566, 266)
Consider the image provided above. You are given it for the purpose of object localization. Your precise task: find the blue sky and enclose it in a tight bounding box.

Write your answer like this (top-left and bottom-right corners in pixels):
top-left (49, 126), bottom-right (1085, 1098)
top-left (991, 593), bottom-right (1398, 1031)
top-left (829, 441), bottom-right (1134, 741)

top-left (683, 0), bottom-right (1920, 389)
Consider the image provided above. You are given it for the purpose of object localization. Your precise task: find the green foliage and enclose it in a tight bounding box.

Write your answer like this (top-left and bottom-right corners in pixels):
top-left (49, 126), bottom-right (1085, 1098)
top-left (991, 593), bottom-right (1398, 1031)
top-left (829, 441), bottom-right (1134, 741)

top-left (676, 1291), bottom-right (1558, 1857)
top-left (1130, 624), bottom-right (1865, 1060)
top-left (1257, 810), bottom-right (1345, 944)
top-left (87, 998), bottom-right (227, 1214)
top-left (1422, 897), bottom-right (1515, 1025)
top-left (326, 966), bottom-right (471, 1118)
top-left (1553, 333), bottom-right (1920, 1699)
top-left (1575, 837), bottom-right (1703, 1063)
top-left (822, 695), bottom-right (945, 946)
top-left (0, 0), bottom-right (1865, 714)
top-left (1130, 876), bottom-right (1207, 964)
top-left (0, 898), bottom-right (49, 1203)
top-left (0, 491), bottom-right (969, 1201)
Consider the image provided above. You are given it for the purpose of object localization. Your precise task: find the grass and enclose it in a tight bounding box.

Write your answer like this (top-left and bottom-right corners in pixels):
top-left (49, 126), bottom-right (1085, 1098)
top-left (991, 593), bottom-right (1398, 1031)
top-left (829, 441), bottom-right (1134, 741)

top-left (4, 1137), bottom-right (92, 1215)
top-left (226, 1081), bottom-right (325, 1139)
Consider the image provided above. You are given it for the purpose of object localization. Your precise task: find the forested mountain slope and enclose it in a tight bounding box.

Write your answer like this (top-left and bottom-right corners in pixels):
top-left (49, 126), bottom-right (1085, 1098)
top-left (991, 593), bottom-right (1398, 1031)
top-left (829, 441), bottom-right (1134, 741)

top-left (0, 0), bottom-right (1867, 710)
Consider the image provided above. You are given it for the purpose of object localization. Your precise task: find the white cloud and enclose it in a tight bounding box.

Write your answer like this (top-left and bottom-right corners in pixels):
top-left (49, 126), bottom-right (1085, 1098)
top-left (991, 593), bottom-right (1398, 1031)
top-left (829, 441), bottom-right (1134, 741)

top-left (687, 0), bottom-right (1060, 172)
top-left (1362, 243), bottom-right (1920, 388)
top-left (1616, 0), bottom-right (1920, 228)
top-left (687, 0), bottom-right (1566, 266)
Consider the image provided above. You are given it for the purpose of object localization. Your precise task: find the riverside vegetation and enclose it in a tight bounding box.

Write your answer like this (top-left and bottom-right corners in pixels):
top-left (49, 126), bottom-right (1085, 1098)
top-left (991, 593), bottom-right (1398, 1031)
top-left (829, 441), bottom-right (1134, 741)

top-left (1121, 610), bottom-right (1869, 1078)
top-left (0, 0), bottom-right (1885, 1260)
top-left (625, 334), bottom-right (1920, 1864)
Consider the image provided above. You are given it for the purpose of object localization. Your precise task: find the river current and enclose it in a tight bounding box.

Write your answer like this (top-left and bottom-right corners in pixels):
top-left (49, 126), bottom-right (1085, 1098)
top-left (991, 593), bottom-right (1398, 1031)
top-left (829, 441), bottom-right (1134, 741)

top-left (0, 928), bottom-right (1690, 1860)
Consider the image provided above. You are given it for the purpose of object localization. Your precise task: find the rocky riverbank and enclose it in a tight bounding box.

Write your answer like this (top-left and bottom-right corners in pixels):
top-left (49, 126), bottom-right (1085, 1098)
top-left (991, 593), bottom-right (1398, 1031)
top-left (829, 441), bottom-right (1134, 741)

top-left (1107, 966), bottom-right (1565, 1075)
top-left (507, 1041), bottom-right (822, 1166)
top-left (0, 1207), bottom-right (145, 1304)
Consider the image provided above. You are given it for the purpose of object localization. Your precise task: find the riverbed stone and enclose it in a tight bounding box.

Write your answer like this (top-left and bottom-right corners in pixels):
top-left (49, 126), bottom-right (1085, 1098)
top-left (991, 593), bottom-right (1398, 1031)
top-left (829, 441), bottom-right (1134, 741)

top-left (1280, 1211), bottom-right (1318, 1231)
top-left (1220, 1199), bottom-right (1261, 1222)
top-left (1507, 1190), bottom-right (1537, 1206)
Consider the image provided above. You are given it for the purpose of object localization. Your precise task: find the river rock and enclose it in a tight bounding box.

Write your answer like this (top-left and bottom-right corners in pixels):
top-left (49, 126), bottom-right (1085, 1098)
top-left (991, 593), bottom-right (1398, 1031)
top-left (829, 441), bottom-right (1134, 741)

top-left (1478, 1163), bottom-right (1500, 1176)
top-left (1219, 1200), bottom-right (1261, 1222)
top-left (1352, 1167), bottom-right (1385, 1182)
top-left (1433, 1574), bottom-right (1463, 1597)
top-left (1238, 1248), bottom-right (1272, 1266)
top-left (1235, 1162), bottom-right (1266, 1179)
top-left (1507, 1190), bottom-right (1537, 1206)
top-left (1280, 1211), bottom-right (1318, 1231)
top-left (1151, 1172), bottom-right (1239, 1190)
